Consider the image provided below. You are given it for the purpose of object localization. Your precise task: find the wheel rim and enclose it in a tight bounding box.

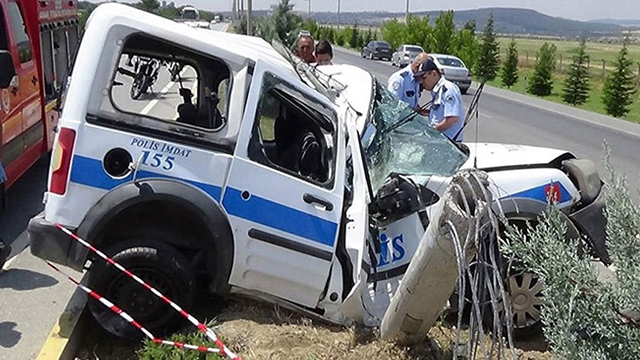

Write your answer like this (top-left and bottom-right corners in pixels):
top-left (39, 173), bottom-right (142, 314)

top-left (106, 267), bottom-right (178, 327)
top-left (505, 273), bottom-right (544, 329)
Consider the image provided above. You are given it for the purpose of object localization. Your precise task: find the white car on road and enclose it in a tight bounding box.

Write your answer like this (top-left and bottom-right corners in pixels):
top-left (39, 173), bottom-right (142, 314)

top-left (391, 44), bottom-right (425, 67)
top-left (430, 53), bottom-right (473, 94)
top-left (29, 4), bottom-right (609, 339)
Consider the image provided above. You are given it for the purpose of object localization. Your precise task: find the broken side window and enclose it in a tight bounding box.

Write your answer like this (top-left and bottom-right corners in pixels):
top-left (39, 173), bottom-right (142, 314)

top-left (104, 33), bottom-right (231, 135)
top-left (248, 72), bottom-right (337, 187)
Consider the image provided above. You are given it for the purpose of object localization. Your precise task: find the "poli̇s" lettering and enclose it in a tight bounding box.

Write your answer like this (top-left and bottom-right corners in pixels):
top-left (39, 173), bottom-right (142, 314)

top-left (377, 233), bottom-right (405, 267)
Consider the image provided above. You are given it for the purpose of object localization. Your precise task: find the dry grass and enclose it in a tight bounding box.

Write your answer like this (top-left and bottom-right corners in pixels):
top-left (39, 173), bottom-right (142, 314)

top-left (75, 296), bottom-right (554, 360)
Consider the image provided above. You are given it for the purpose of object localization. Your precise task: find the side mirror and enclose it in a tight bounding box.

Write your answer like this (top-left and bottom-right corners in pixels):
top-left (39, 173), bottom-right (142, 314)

top-left (0, 51), bottom-right (16, 89)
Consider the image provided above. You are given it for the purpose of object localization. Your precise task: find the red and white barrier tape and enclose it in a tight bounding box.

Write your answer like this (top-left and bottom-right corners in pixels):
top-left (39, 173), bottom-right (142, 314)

top-left (45, 261), bottom-right (221, 355)
top-left (53, 224), bottom-right (240, 360)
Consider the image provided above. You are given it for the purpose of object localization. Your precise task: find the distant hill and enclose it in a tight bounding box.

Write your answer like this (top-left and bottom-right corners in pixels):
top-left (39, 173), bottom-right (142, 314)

top-left (590, 19), bottom-right (640, 27)
top-left (304, 8), bottom-right (628, 37)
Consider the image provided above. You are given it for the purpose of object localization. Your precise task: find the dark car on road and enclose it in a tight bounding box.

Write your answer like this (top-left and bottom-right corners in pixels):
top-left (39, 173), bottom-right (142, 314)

top-left (361, 41), bottom-right (392, 61)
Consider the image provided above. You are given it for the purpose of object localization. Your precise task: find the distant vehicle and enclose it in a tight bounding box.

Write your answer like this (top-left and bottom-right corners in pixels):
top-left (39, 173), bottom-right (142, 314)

top-left (391, 45), bottom-right (424, 67)
top-left (298, 30), bottom-right (311, 39)
top-left (213, 15), bottom-right (221, 23)
top-left (429, 53), bottom-right (472, 95)
top-left (180, 6), bottom-right (199, 20)
top-left (361, 41), bottom-right (392, 61)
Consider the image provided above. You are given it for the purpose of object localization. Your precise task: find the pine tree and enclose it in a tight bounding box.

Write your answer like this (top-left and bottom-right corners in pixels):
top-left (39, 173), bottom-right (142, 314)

top-left (501, 38), bottom-right (519, 88)
top-left (349, 22), bottom-right (360, 49)
top-left (476, 13), bottom-right (500, 81)
top-left (272, 0), bottom-right (300, 47)
top-left (528, 43), bottom-right (556, 96)
top-left (602, 42), bottom-right (637, 118)
top-left (364, 27), bottom-right (373, 46)
top-left (563, 38), bottom-right (591, 106)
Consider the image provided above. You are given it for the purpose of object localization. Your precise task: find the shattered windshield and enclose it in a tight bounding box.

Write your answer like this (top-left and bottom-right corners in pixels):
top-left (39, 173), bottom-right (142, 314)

top-left (363, 81), bottom-right (469, 190)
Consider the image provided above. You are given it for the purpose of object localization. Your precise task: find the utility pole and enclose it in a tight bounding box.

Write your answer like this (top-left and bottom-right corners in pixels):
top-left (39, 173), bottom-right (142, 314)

top-left (405, 0), bottom-right (409, 24)
top-left (247, 0), bottom-right (252, 36)
top-left (337, 0), bottom-right (341, 29)
top-left (232, 0), bottom-right (237, 21)
top-left (308, 0), bottom-right (311, 17)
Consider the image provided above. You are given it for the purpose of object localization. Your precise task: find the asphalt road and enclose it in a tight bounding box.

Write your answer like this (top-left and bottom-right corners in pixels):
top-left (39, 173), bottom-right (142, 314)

top-left (334, 47), bottom-right (640, 198)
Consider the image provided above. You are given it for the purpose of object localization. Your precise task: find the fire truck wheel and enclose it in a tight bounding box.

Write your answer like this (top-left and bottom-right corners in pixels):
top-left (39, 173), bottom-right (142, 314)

top-left (87, 239), bottom-right (196, 340)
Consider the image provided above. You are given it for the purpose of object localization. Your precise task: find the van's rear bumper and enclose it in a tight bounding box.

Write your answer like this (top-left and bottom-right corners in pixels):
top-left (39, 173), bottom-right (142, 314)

top-left (28, 214), bottom-right (84, 271)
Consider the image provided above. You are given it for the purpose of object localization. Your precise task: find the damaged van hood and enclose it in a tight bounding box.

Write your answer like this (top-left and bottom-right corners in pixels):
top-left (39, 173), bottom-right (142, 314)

top-left (461, 143), bottom-right (573, 170)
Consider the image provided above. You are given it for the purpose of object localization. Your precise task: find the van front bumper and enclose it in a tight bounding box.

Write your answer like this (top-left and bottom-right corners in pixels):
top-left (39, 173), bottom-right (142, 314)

top-left (28, 214), bottom-right (84, 271)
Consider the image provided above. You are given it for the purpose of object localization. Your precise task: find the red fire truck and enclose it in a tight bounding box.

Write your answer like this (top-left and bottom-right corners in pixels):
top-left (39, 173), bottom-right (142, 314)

top-left (0, 0), bottom-right (78, 208)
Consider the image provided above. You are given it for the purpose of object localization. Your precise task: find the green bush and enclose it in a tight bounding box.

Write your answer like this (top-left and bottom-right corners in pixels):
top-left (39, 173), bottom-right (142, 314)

top-left (138, 331), bottom-right (223, 360)
top-left (503, 147), bottom-right (640, 359)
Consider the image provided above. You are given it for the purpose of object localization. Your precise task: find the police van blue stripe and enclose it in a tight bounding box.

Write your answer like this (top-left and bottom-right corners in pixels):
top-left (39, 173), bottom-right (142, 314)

top-left (504, 181), bottom-right (572, 204)
top-left (69, 155), bottom-right (337, 248)
top-left (69, 155), bottom-right (222, 200)
top-left (222, 188), bottom-right (337, 248)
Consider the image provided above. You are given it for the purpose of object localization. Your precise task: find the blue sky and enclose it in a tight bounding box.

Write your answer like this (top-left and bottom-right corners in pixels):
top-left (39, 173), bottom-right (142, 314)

top-left (105, 0), bottom-right (640, 21)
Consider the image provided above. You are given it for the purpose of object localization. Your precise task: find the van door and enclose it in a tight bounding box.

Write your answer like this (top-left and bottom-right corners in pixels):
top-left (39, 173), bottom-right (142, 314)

top-left (223, 59), bottom-right (346, 308)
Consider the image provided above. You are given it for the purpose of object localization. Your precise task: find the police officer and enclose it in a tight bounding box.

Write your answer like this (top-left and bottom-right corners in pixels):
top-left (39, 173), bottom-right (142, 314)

top-left (387, 53), bottom-right (430, 112)
top-left (416, 58), bottom-right (465, 142)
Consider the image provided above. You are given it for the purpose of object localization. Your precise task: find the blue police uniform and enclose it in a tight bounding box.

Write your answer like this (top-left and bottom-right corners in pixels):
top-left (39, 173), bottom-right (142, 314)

top-left (387, 65), bottom-right (421, 109)
top-left (429, 76), bottom-right (465, 142)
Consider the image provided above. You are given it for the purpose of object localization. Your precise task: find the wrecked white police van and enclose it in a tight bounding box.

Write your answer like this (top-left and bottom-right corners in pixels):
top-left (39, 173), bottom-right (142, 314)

top-left (29, 4), bottom-right (608, 339)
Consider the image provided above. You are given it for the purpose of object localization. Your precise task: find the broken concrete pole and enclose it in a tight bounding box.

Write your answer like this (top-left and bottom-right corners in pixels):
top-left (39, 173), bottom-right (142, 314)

top-left (380, 170), bottom-right (493, 341)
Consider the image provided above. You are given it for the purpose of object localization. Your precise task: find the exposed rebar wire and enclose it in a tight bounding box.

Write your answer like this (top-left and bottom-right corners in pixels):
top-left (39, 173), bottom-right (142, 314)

top-left (446, 170), bottom-right (517, 360)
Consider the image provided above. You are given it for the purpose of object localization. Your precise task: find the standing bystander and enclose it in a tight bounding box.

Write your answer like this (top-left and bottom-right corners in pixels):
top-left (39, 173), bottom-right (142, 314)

top-left (297, 35), bottom-right (316, 64)
top-left (315, 40), bottom-right (333, 65)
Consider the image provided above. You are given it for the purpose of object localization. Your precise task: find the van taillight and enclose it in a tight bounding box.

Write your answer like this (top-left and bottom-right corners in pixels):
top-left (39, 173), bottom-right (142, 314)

top-left (50, 128), bottom-right (76, 195)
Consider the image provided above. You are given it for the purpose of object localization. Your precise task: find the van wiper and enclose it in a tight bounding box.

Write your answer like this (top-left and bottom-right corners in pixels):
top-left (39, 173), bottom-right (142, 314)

top-left (382, 100), bottom-right (432, 135)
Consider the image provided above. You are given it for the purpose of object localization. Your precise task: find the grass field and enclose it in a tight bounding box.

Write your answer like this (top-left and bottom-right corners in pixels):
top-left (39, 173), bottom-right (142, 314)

top-left (487, 67), bottom-right (640, 124)
top-left (497, 37), bottom-right (640, 75)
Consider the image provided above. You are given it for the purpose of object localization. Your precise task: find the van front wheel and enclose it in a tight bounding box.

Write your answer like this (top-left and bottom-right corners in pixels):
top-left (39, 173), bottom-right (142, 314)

top-left (87, 239), bottom-right (196, 340)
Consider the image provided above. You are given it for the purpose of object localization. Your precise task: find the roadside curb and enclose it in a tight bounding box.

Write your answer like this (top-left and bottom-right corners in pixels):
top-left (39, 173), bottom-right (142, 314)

top-left (36, 281), bottom-right (88, 360)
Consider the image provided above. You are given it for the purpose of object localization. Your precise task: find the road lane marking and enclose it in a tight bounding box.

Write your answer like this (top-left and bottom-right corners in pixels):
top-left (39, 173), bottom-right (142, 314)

top-left (141, 67), bottom-right (189, 115)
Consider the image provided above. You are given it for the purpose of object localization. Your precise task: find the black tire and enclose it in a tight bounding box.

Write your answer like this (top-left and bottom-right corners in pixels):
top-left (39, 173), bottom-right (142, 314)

top-left (88, 239), bottom-right (196, 340)
top-left (461, 87), bottom-right (468, 95)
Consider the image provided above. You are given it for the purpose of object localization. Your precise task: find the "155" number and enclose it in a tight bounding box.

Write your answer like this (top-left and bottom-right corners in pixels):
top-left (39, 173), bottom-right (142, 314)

top-left (141, 151), bottom-right (175, 170)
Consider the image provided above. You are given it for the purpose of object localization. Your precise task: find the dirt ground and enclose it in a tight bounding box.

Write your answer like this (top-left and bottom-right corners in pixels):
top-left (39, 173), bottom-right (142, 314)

top-left (75, 296), bottom-right (553, 360)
